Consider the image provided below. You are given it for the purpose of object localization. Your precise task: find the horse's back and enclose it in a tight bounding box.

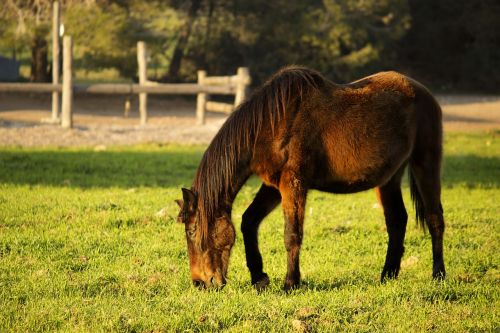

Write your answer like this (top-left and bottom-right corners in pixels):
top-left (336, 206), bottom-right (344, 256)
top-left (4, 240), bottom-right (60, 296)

top-left (250, 69), bottom-right (440, 192)
top-left (345, 71), bottom-right (414, 95)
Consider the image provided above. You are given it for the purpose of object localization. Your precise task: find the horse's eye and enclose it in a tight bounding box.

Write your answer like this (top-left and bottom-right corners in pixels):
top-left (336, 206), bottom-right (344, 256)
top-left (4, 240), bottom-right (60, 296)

top-left (177, 211), bottom-right (190, 223)
top-left (186, 228), bottom-right (196, 239)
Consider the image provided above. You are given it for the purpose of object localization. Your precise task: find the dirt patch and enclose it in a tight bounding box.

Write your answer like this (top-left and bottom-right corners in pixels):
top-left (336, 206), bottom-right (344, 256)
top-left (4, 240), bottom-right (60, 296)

top-left (0, 94), bottom-right (227, 147)
top-left (0, 93), bottom-right (498, 147)
top-left (438, 95), bottom-right (500, 132)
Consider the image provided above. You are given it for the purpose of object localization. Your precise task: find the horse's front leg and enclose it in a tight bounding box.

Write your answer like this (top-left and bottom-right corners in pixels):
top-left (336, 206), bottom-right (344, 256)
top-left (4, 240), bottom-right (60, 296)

top-left (279, 170), bottom-right (307, 291)
top-left (241, 184), bottom-right (281, 291)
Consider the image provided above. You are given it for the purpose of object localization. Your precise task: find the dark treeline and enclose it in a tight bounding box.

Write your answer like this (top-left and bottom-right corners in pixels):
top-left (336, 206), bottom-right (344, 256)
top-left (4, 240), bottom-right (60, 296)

top-left (1, 0), bottom-right (499, 91)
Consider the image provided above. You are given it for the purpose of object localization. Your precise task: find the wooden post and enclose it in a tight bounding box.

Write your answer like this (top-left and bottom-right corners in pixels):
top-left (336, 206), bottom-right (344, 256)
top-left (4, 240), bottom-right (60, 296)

top-left (137, 41), bottom-right (147, 125)
top-left (234, 67), bottom-right (250, 107)
top-left (196, 70), bottom-right (207, 125)
top-left (124, 96), bottom-right (131, 117)
top-left (61, 36), bottom-right (73, 129)
top-left (51, 0), bottom-right (60, 122)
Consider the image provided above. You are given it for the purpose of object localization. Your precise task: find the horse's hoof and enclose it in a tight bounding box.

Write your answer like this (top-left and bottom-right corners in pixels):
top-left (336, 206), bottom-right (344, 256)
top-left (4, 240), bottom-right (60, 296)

top-left (283, 279), bottom-right (300, 292)
top-left (380, 266), bottom-right (399, 283)
top-left (253, 274), bottom-right (270, 292)
top-left (433, 269), bottom-right (446, 280)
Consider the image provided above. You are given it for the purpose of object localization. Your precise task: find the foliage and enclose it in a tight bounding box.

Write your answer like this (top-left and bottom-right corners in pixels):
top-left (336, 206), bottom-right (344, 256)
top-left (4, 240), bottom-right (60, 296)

top-left (0, 0), bottom-right (498, 89)
top-left (64, 3), bottom-right (129, 76)
top-left (64, 1), bottom-right (183, 78)
top-left (0, 0), bottom-right (52, 47)
top-left (185, 0), bottom-right (410, 83)
top-left (0, 132), bottom-right (498, 331)
top-left (0, 0), bottom-right (53, 81)
top-left (399, 0), bottom-right (500, 91)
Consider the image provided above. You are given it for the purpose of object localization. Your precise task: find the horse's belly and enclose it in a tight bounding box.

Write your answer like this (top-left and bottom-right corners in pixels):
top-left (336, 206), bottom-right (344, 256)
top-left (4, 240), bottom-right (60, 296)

top-left (313, 182), bottom-right (376, 194)
top-left (311, 141), bottom-right (411, 193)
top-left (310, 164), bottom-right (383, 193)
top-left (317, 121), bottom-right (413, 191)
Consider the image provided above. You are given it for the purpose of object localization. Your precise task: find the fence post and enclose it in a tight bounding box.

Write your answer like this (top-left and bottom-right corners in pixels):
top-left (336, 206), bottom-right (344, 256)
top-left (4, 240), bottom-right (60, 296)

top-left (61, 36), bottom-right (73, 129)
top-left (196, 70), bottom-right (207, 125)
top-left (124, 96), bottom-right (131, 117)
top-left (137, 41), bottom-right (147, 125)
top-left (234, 67), bottom-right (250, 107)
top-left (51, 0), bottom-right (60, 122)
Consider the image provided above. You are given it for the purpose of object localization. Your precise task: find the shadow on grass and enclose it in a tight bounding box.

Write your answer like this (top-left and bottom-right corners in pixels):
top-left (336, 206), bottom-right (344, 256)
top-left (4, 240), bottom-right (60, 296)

top-left (442, 154), bottom-right (499, 188)
top-left (0, 149), bottom-right (204, 188)
top-left (0, 149), bottom-right (498, 188)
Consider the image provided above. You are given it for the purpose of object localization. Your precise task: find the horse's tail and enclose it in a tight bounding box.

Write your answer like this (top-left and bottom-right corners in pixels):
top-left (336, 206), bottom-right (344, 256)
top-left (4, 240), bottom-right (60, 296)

top-left (407, 77), bottom-right (443, 230)
top-left (409, 167), bottom-right (426, 229)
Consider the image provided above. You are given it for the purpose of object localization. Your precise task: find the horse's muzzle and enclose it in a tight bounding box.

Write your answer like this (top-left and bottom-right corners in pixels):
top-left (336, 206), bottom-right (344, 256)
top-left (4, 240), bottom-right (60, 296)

top-left (193, 276), bottom-right (226, 289)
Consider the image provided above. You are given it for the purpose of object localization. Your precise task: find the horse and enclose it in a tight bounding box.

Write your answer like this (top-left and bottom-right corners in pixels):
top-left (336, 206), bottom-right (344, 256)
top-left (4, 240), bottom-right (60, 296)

top-left (176, 66), bottom-right (445, 291)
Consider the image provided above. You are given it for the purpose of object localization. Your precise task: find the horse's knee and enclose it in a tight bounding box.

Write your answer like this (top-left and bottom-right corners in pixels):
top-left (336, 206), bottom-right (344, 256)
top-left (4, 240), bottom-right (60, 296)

top-left (284, 230), bottom-right (302, 251)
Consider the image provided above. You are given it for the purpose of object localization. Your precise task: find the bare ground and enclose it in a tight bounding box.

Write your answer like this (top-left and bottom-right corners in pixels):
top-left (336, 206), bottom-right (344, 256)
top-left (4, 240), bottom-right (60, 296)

top-left (0, 93), bottom-right (498, 147)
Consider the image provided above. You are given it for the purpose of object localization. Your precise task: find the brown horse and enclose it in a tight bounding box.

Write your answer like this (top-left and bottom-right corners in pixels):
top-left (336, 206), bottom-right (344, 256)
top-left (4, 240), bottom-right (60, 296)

top-left (176, 66), bottom-right (445, 291)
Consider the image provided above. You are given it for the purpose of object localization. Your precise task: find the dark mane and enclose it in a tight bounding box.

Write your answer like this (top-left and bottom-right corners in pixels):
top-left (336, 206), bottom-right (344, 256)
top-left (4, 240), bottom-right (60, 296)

top-left (192, 66), bottom-right (326, 248)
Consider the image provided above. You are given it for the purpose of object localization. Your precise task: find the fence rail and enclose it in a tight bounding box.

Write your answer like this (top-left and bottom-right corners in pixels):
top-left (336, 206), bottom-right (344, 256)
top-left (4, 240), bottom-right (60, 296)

top-left (0, 82), bottom-right (238, 95)
top-left (0, 83), bottom-right (62, 93)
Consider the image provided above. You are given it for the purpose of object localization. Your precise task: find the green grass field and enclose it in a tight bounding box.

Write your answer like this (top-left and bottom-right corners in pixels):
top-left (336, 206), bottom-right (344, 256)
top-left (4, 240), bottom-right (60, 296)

top-left (0, 132), bottom-right (498, 332)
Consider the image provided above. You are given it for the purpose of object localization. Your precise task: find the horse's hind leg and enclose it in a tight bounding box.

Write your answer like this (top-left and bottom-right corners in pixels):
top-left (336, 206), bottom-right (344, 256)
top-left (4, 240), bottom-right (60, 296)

top-left (410, 90), bottom-right (445, 279)
top-left (377, 167), bottom-right (408, 281)
top-left (241, 184), bottom-right (281, 290)
top-left (410, 160), bottom-right (446, 279)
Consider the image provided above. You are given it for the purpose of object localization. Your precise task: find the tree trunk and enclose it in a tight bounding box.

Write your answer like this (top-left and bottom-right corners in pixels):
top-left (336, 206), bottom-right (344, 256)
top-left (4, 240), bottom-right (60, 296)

top-left (164, 0), bottom-right (202, 82)
top-left (201, 0), bottom-right (216, 69)
top-left (30, 33), bottom-right (50, 82)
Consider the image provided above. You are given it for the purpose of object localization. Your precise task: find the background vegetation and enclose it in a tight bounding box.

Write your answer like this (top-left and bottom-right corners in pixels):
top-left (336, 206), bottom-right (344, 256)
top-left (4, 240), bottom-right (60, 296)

top-left (1, 0), bottom-right (499, 90)
top-left (0, 132), bottom-right (498, 331)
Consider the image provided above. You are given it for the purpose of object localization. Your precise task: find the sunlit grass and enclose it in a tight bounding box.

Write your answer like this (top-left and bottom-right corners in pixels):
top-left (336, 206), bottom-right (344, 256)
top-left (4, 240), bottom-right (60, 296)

top-left (0, 132), bottom-right (498, 331)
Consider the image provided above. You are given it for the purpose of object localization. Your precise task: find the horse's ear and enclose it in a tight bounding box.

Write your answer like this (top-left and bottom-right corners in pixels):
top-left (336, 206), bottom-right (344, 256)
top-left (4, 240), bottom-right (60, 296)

top-left (175, 199), bottom-right (183, 209)
top-left (181, 188), bottom-right (197, 212)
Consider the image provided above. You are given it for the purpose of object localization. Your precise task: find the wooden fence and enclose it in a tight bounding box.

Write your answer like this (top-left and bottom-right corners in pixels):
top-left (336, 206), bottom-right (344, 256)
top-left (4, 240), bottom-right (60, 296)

top-left (0, 38), bottom-right (250, 128)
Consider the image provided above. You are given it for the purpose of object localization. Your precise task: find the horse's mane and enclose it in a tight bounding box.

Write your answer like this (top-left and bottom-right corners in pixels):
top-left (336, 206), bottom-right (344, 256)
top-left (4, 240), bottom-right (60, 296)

top-left (192, 66), bottom-right (326, 248)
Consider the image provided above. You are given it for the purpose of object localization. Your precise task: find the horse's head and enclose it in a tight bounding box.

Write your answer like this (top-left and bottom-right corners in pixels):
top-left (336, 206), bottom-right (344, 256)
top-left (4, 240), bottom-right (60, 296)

top-left (176, 188), bottom-right (235, 289)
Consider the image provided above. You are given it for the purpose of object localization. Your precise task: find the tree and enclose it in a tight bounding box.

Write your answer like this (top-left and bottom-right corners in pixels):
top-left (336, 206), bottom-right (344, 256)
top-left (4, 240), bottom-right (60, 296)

top-left (300, 0), bottom-right (410, 82)
top-left (399, 0), bottom-right (500, 91)
top-left (1, 0), bottom-right (52, 82)
top-left (183, 0), bottom-right (409, 84)
top-left (164, 0), bottom-right (202, 82)
top-left (64, 0), bottom-right (183, 79)
top-left (3, 0), bottom-right (494, 91)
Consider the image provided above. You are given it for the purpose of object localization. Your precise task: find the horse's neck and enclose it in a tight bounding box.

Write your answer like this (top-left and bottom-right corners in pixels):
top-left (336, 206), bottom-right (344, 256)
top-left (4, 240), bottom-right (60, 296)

top-left (194, 141), bottom-right (252, 220)
top-left (220, 157), bottom-right (252, 214)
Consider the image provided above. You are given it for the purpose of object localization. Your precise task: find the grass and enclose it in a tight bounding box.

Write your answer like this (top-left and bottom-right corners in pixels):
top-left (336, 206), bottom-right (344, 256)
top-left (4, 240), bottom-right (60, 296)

top-left (0, 132), bottom-right (498, 332)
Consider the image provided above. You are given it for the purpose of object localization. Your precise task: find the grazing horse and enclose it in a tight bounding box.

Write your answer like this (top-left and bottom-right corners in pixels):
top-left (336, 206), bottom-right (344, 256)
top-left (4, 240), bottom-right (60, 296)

top-left (176, 66), bottom-right (445, 291)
